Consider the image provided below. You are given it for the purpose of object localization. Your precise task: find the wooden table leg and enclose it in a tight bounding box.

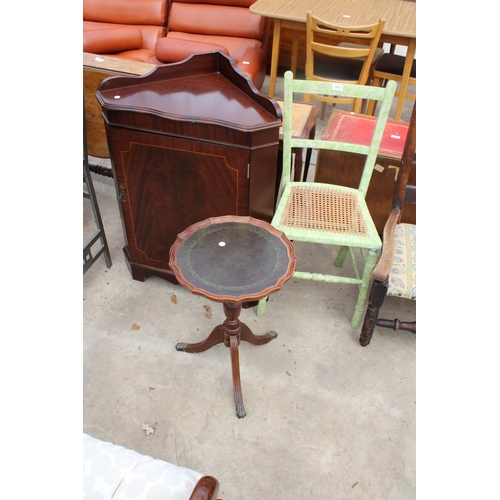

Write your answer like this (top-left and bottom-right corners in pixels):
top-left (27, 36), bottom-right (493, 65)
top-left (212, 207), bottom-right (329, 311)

top-left (395, 37), bottom-right (416, 122)
top-left (293, 148), bottom-right (304, 182)
top-left (228, 334), bottom-right (246, 418)
top-left (300, 124), bottom-right (316, 182)
top-left (240, 323), bottom-right (277, 345)
top-left (176, 301), bottom-right (278, 418)
top-left (176, 325), bottom-right (224, 353)
top-left (268, 20), bottom-right (282, 97)
top-left (224, 303), bottom-right (278, 418)
top-left (221, 303), bottom-right (246, 417)
top-left (291, 28), bottom-right (300, 75)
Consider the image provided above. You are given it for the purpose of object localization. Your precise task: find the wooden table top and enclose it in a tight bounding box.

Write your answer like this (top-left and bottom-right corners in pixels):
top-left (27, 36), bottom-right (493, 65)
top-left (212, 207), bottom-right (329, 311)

top-left (250, 0), bottom-right (416, 39)
top-left (275, 99), bottom-right (319, 140)
top-left (169, 216), bottom-right (297, 303)
top-left (83, 52), bottom-right (157, 75)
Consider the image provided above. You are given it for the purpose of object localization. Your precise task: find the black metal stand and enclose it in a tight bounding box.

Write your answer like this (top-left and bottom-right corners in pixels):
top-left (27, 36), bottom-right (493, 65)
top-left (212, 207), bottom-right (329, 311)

top-left (83, 105), bottom-right (112, 274)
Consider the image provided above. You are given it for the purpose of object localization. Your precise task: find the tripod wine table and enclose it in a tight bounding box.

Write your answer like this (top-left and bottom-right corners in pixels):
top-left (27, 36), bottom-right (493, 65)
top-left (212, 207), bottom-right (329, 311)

top-left (169, 216), bottom-right (297, 418)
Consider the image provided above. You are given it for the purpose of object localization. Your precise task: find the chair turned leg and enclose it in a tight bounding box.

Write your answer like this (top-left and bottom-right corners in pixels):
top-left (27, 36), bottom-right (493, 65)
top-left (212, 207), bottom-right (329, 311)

top-left (256, 297), bottom-right (267, 317)
top-left (359, 278), bottom-right (388, 346)
top-left (334, 246), bottom-right (349, 267)
top-left (351, 248), bottom-right (379, 329)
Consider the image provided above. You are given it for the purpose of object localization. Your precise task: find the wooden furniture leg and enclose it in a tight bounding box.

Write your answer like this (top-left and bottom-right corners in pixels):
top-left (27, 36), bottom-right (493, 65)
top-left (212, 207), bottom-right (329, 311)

top-left (175, 325), bottom-right (225, 353)
top-left (292, 148), bottom-right (304, 181)
top-left (223, 303), bottom-right (277, 418)
top-left (291, 28), bottom-right (300, 75)
top-left (394, 38), bottom-right (416, 122)
top-left (360, 276), bottom-right (416, 346)
top-left (240, 323), bottom-right (277, 345)
top-left (359, 278), bottom-right (388, 346)
top-left (268, 20), bottom-right (282, 97)
top-left (299, 123), bottom-right (316, 182)
top-left (229, 334), bottom-right (246, 418)
top-left (177, 301), bottom-right (277, 418)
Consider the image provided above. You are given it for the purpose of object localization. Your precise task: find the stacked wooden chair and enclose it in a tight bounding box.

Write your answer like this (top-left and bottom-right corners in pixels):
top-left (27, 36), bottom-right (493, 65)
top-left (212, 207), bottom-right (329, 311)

top-left (303, 10), bottom-right (385, 119)
top-left (367, 48), bottom-right (416, 121)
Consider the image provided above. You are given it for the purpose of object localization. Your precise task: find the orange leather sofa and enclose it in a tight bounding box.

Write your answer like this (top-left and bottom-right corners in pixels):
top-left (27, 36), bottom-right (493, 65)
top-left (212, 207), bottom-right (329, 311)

top-left (83, 0), bottom-right (169, 63)
top-left (155, 0), bottom-right (269, 89)
top-left (83, 0), bottom-right (269, 89)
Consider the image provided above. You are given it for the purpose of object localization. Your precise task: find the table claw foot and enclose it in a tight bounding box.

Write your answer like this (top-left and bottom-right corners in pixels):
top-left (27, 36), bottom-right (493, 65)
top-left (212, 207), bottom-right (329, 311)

top-left (236, 404), bottom-right (246, 418)
top-left (176, 343), bottom-right (187, 351)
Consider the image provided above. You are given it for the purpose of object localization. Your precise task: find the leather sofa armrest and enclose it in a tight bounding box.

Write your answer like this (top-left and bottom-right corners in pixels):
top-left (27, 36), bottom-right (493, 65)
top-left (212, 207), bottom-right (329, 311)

top-left (155, 37), bottom-right (229, 62)
top-left (189, 475), bottom-right (220, 500)
top-left (236, 45), bottom-right (267, 90)
top-left (84, 27), bottom-right (143, 54)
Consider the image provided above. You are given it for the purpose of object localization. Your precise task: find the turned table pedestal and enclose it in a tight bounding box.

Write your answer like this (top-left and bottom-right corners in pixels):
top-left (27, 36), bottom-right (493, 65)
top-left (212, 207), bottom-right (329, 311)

top-left (169, 216), bottom-right (296, 418)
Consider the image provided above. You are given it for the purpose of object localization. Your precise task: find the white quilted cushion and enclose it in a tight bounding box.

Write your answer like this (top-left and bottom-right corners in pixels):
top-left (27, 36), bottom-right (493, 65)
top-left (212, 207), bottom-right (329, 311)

top-left (83, 433), bottom-right (204, 500)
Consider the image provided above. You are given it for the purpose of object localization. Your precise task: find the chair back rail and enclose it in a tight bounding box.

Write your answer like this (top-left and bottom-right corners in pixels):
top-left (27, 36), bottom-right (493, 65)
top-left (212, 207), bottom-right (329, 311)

top-left (282, 73), bottom-right (396, 197)
top-left (304, 11), bottom-right (385, 115)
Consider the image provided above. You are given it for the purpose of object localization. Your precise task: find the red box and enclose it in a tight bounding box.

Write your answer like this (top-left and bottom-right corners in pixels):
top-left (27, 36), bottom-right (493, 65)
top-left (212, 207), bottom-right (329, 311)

top-left (315, 111), bottom-right (416, 233)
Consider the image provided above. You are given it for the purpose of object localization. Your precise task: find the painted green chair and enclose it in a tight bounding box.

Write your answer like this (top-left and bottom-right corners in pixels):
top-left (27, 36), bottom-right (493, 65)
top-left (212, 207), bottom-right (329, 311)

top-left (256, 71), bottom-right (396, 329)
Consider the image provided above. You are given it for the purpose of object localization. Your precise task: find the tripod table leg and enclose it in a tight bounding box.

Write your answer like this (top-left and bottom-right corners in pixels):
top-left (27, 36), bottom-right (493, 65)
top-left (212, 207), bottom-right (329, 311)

top-left (240, 324), bottom-right (277, 345)
top-left (229, 334), bottom-right (246, 418)
top-left (176, 324), bottom-right (225, 353)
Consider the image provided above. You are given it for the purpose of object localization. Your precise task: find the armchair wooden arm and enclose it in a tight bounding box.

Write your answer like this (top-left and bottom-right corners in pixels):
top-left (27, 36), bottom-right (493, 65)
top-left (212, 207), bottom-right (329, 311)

top-left (189, 475), bottom-right (221, 500)
top-left (372, 208), bottom-right (400, 282)
top-left (359, 102), bottom-right (416, 346)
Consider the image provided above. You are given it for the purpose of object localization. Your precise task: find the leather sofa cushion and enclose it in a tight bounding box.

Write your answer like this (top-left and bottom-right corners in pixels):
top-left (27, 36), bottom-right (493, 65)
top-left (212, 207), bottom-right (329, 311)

top-left (83, 0), bottom-right (168, 26)
top-left (83, 27), bottom-right (143, 54)
top-left (166, 32), bottom-right (261, 63)
top-left (84, 21), bottom-right (167, 51)
top-left (155, 37), bottom-right (229, 62)
top-left (174, 0), bottom-right (256, 6)
top-left (169, 3), bottom-right (265, 40)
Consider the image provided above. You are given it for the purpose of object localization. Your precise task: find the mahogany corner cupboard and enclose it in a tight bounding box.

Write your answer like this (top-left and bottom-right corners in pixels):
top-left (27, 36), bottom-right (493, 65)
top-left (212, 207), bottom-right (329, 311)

top-left (96, 52), bottom-right (282, 284)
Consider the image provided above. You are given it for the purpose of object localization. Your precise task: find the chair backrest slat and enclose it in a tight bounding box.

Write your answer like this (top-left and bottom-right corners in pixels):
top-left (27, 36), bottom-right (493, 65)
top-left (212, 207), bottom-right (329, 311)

top-left (306, 12), bottom-right (385, 86)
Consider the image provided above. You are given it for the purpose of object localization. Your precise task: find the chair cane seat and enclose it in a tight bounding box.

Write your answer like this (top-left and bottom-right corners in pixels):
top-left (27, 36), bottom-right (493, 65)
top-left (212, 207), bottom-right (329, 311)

top-left (274, 183), bottom-right (381, 246)
top-left (387, 222), bottom-right (416, 300)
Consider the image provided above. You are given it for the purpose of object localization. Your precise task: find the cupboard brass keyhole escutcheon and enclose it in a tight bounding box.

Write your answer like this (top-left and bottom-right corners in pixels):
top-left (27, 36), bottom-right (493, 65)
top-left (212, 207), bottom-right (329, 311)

top-left (118, 185), bottom-right (126, 203)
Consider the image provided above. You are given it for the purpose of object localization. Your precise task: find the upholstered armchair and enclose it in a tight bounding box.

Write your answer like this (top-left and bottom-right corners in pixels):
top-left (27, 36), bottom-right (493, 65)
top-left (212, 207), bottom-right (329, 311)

top-left (83, 433), bottom-right (221, 499)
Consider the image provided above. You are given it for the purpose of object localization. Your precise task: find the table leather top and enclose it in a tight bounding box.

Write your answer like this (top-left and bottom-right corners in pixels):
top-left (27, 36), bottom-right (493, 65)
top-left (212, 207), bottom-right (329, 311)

top-left (174, 221), bottom-right (292, 300)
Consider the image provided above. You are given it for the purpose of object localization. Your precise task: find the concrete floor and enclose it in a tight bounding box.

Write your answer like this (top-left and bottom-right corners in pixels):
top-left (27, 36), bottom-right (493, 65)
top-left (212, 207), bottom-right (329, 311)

top-left (83, 70), bottom-right (416, 499)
